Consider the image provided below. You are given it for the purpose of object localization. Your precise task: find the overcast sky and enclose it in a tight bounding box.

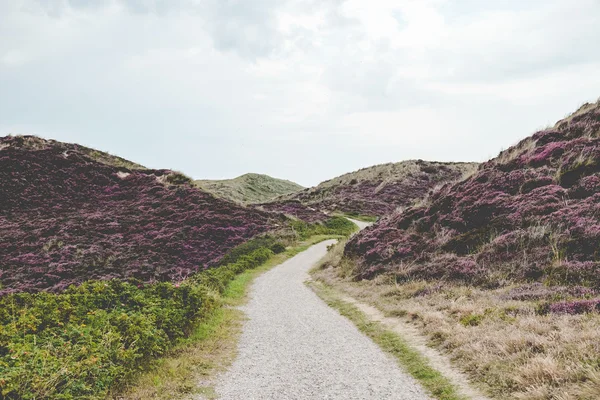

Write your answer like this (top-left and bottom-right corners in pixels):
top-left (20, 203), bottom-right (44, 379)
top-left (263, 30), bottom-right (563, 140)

top-left (1, 0), bottom-right (600, 186)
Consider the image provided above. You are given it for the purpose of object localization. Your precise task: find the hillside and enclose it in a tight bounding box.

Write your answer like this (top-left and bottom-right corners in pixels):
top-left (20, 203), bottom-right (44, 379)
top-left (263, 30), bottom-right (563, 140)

top-left (346, 100), bottom-right (600, 290)
top-left (254, 199), bottom-right (329, 223)
top-left (275, 160), bottom-right (478, 217)
top-left (196, 173), bottom-right (304, 204)
top-left (0, 135), bottom-right (281, 294)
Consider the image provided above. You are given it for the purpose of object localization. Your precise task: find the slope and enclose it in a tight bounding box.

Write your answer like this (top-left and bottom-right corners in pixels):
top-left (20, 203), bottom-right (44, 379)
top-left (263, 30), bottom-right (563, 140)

top-left (195, 173), bottom-right (304, 204)
top-left (0, 135), bottom-right (281, 294)
top-left (269, 160), bottom-right (478, 218)
top-left (346, 100), bottom-right (600, 290)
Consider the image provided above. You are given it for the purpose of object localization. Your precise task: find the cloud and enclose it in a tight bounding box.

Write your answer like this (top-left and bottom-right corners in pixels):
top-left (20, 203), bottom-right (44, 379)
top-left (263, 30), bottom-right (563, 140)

top-left (1, 0), bottom-right (600, 186)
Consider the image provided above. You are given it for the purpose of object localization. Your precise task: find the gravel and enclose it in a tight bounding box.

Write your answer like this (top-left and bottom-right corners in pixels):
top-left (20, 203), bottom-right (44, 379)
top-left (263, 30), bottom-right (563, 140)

top-left (214, 239), bottom-right (431, 400)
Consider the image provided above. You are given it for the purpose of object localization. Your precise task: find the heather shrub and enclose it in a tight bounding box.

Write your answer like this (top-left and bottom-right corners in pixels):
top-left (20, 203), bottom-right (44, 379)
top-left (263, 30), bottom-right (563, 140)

top-left (254, 199), bottom-right (329, 222)
top-left (0, 137), bottom-right (279, 294)
top-left (346, 101), bottom-right (600, 288)
top-left (548, 299), bottom-right (600, 315)
top-left (275, 160), bottom-right (478, 217)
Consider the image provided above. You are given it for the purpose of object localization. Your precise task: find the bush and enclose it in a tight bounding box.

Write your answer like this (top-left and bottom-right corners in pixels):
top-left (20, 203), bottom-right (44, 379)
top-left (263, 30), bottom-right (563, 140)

top-left (291, 217), bottom-right (357, 240)
top-left (217, 235), bottom-right (279, 266)
top-left (0, 247), bottom-right (274, 399)
top-left (269, 243), bottom-right (286, 254)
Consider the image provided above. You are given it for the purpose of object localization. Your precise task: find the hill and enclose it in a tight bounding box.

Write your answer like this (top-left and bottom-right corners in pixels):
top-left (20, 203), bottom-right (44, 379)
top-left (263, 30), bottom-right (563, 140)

top-left (346, 100), bottom-right (600, 290)
top-left (0, 135), bottom-right (282, 294)
top-left (254, 199), bottom-right (330, 223)
top-left (195, 173), bottom-right (304, 204)
top-left (272, 160), bottom-right (478, 218)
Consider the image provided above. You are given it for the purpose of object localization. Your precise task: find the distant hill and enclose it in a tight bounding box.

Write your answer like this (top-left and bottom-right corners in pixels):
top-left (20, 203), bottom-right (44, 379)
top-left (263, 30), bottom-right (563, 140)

top-left (0, 135), bottom-right (281, 294)
top-left (196, 173), bottom-right (304, 204)
top-left (270, 160), bottom-right (478, 218)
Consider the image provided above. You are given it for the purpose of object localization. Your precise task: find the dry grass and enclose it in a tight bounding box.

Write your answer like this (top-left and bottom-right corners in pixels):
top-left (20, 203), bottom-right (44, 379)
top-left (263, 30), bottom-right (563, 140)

top-left (312, 160), bottom-right (478, 190)
top-left (312, 244), bottom-right (600, 400)
top-left (195, 173), bottom-right (304, 204)
top-left (494, 138), bottom-right (538, 166)
top-left (117, 307), bottom-right (242, 400)
top-left (309, 281), bottom-right (468, 400)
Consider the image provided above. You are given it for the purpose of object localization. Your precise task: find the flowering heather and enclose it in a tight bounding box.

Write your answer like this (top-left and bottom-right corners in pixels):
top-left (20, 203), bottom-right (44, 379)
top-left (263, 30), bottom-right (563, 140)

top-left (548, 299), bottom-right (600, 315)
top-left (269, 160), bottom-right (478, 217)
top-left (346, 100), bottom-right (600, 289)
top-left (0, 136), bottom-right (280, 294)
top-left (254, 199), bottom-right (329, 222)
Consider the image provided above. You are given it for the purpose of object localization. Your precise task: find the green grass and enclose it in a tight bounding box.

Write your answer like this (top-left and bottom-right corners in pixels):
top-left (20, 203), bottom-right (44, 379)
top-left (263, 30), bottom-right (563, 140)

top-left (195, 173), bottom-right (304, 204)
top-left (309, 282), bottom-right (466, 400)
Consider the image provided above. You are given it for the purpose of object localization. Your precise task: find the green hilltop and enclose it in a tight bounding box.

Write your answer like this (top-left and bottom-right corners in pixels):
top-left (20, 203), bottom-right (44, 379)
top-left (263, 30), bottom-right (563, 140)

top-left (195, 173), bottom-right (304, 204)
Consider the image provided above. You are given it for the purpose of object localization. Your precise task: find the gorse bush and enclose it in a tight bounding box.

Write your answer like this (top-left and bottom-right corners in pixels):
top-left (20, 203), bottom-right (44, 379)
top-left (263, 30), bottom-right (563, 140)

top-left (0, 246), bottom-right (277, 399)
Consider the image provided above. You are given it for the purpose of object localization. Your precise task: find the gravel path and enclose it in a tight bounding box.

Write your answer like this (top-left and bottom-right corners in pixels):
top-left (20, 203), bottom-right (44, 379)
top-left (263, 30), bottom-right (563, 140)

top-left (214, 239), bottom-right (431, 400)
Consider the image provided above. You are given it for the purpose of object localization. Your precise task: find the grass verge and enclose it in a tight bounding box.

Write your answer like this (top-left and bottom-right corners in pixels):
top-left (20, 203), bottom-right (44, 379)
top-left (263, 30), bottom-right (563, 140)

top-left (308, 280), bottom-right (466, 400)
top-left (313, 241), bottom-right (600, 399)
top-left (119, 234), bottom-right (342, 399)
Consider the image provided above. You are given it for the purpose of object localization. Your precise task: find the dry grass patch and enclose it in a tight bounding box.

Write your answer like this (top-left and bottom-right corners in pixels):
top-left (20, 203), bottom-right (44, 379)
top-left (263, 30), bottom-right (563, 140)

top-left (313, 244), bottom-right (600, 400)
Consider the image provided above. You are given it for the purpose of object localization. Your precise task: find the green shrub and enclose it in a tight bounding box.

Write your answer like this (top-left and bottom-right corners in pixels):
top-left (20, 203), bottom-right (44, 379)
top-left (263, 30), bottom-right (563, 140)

top-left (459, 313), bottom-right (483, 327)
top-left (291, 217), bottom-right (357, 240)
top-left (270, 243), bottom-right (286, 254)
top-left (218, 235), bottom-right (278, 266)
top-left (0, 248), bottom-right (274, 399)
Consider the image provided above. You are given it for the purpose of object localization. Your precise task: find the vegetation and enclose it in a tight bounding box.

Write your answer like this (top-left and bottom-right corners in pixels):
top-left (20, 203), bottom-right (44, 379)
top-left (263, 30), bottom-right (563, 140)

top-left (347, 100), bottom-right (600, 295)
top-left (253, 199), bottom-right (329, 222)
top-left (269, 160), bottom-right (478, 217)
top-left (314, 260), bottom-right (600, 399)
top-left (1, 135), bottom-right (146, 170)
top-left (316, 237), bottom-right (600, 399)
top-left (309, 281), bottom-right (465, 400)
top-left (0, 135), bottom-right (280, 294)
top-left (324, 100), bottom-right (600, 399)
top-left (289, 216), bottom-right (358, 240)
top-left (195, 173), bottom-right (304, 204)
top-left (334, 212), bottom-right (378, 223)
top-left (121, 234), bottom-right (343, 399)
top-left (0, 213), bottom-right (356, 399)
top-left (0, 246), bottom-right (272, 399)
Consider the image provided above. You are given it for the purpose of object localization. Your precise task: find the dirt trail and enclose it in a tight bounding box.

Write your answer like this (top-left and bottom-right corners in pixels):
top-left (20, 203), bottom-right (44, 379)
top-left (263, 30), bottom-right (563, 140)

top-left (214, 240), bottom-right (430, 400)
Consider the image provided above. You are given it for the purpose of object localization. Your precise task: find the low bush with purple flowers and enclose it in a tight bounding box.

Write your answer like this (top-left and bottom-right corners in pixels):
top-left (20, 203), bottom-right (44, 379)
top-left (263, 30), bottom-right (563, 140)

top-left (346, 101), bottom-right (600, 309)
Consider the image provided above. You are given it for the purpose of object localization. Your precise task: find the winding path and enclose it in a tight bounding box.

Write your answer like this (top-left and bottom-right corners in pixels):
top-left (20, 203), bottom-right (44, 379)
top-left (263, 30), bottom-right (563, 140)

top-left (214, 235), bottom-right (430, 399)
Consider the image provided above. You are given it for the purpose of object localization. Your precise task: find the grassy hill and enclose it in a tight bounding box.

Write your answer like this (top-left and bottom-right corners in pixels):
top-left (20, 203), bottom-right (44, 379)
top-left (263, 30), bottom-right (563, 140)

top-left (318, 99), bottom-right (600, 399)
top-left (273, 160), bottom-right (478, 218)
top-left (0, 136), bottom-right (282, 293)
top-left (196, 173), bottom-right (304, 204)
top-left (346, 100), bottom-right (600, 285)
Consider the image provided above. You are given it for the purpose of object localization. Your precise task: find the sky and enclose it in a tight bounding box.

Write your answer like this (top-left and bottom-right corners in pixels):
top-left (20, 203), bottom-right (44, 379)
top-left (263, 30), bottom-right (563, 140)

top-left (1, 0), bottom-right (600, 187)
